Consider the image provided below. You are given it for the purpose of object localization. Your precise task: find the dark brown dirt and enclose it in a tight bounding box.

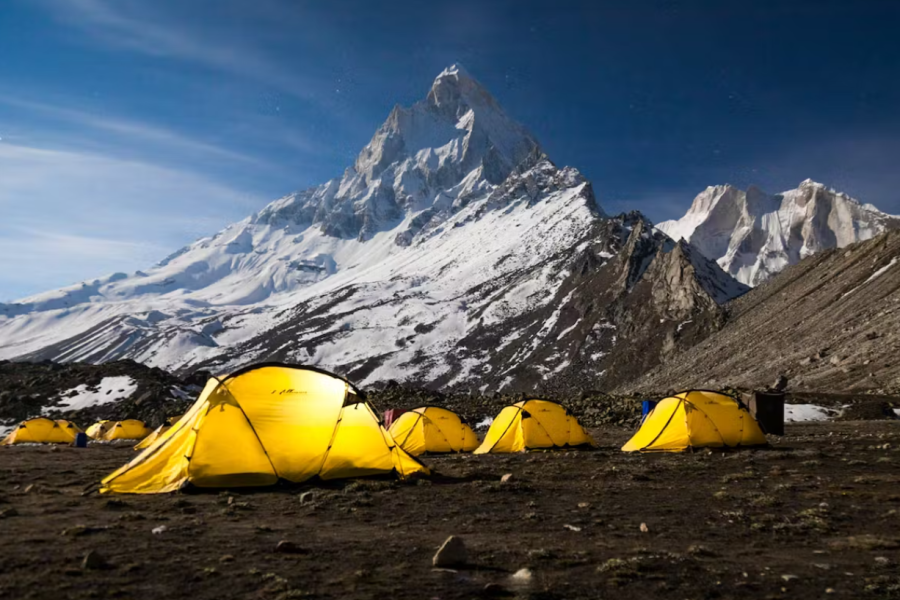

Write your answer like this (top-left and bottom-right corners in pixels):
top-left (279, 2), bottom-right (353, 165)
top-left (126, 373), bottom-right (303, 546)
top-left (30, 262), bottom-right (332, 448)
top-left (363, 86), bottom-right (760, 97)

top-left (1, 421), bottom-right (900, 600)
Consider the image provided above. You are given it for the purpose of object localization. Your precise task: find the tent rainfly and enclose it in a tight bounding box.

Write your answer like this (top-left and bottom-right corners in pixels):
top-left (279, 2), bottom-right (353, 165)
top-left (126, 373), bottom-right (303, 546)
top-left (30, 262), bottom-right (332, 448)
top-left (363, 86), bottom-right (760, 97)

top-left (474, 399), bottom-right (597, 454)
top-left (134, 417), bottom-right (180, 451)
top-left (388, 406), bottom-right (479, 455)
top-left (1, 417), bottom-right (80, 445)
top-left (622, 390), bottom-right (768, 452)
top-left (101, 363), bottom-right (429, 494)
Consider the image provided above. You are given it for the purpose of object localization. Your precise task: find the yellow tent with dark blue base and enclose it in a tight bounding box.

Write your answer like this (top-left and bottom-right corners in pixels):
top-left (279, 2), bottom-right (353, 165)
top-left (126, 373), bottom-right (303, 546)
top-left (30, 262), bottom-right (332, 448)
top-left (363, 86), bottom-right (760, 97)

top-left (622, 390), bottom-right (768, 452)
top-left (474, 399), bottom-right (597, 454)
top-left (388, 406), bottom-right (479, 455)
top-left (101, 364), bottom-right (429, 493)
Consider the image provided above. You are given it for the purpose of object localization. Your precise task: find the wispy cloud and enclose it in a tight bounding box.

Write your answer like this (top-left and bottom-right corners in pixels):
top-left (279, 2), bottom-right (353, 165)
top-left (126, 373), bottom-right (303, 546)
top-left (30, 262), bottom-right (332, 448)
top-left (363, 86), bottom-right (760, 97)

top-left (0, 140), bottom-right (262, 300)
top-left (0, 93), bottom-right (264, 166)
top-left (35, 0), bottom-right (324, 101)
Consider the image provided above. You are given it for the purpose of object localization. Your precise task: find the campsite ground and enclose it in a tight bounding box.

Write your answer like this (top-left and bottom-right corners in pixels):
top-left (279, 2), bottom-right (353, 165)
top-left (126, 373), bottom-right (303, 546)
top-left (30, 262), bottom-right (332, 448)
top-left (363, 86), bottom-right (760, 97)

top-left (1, 421), bottom-right (899, 600)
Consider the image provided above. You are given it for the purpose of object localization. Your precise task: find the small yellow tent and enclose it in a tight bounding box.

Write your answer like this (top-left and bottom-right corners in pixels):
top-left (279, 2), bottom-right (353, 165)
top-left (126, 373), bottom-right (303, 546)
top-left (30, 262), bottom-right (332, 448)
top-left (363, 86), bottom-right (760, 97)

top-left (103, 420), bottom-right (152, 441)
top-left (85, 420), bottom-right (112, 439)
top-left (388, 407), bottom-right (479, 455)
top-left (622, 390), bottom-right (768, 452)
top-left (101, 363), bottom-right (429, 494)
top-left (134, 417), bottom-right (180, 451)
top-left (87, 419), bottom-right (151, 441)
top-left (474, 399), bottom-right (597, 454)
top-left (1, 417), bottom-right (79, 445)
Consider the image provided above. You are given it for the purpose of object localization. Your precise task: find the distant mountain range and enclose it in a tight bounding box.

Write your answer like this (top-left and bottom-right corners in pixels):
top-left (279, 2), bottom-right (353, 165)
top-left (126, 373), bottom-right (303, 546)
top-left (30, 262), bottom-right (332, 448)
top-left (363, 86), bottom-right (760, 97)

top-left (658, 180), bottom-right (900, 286)
top-left (2, 65), bottom-right (896, 392)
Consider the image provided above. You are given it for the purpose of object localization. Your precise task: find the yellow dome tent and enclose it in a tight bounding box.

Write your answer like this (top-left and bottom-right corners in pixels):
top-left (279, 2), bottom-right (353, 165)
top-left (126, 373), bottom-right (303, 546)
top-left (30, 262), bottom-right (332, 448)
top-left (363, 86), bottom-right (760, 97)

top-left (56, 419), bottom-right (83, 435)
top-left (85, 420), bottom-right (112, 439)
top-left (104, 420), bottom-right (152, 441)
top-left (134, 417), bottom-right (180, 451)
top-left (1, 417), bottom-right (80, 445)
top-left (622, 390), bottom-right (768, 452)
top-left (474, 399), bottom-right (597, 454)
top-left (388, 406), bottom-right (479, 455)
top-left (101, 363), bottom-right (429, 494)
top-left (87, 419), bottom-right (151, 441)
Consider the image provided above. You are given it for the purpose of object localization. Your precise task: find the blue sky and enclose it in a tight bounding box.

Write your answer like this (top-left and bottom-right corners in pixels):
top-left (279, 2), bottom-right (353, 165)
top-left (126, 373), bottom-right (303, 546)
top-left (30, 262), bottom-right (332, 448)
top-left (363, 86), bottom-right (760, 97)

top-left (1, 0), bottom-right (898, 301)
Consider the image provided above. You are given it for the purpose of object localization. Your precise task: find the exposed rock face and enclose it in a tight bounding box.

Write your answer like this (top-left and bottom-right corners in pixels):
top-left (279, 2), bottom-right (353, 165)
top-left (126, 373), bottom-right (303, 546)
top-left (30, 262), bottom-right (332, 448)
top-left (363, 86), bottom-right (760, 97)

top-left (658, 180), bottom-right (900, 286)
top-left (624, 229), bottom-right (900, 395)
top-left (196, 208), bottom-right (746, 392)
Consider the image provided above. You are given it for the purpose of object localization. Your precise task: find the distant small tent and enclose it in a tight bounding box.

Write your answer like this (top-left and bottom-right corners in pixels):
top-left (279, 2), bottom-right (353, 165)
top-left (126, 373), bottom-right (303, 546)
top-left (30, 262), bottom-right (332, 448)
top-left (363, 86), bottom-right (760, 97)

top-left (85, 420), bottom-right (112, 440)
top-left (622, 390), bottom-right (768, 453)
top-left (388, 407), bottom-right (479, 455)
top-left (2, 417), bottom-right (79, 445)
top-left (88, 420), bottom-right (152, 442)
top-left (474, 399), bottom-right (597, 454)
top-left (134, 417), bottom-right (180, 451)
top-left (101, 364), bottom-right (429, 494)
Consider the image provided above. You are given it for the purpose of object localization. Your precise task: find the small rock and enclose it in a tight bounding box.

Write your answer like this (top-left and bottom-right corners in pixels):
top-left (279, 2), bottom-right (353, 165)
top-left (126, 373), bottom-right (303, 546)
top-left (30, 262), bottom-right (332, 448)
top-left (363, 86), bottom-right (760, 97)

top-left (500, 474), bottom-right (513, 483)
top-left (0, 508), bottom-right (19, 518)
top-left (299, 491), bottom-right (314, 505)
top-left (220, 555), bottom-right (235, 563)
top-left (483, 583), bottom-right (511, 597)
top-left (23, 484), bottom-right (34, 494)
top-left (433, 536), bottom-right (467, 567)
top-left (874, 556), bottom-right (890, 565)
top-left (563, 524), bottom-right (582, 532)
top-left (509, 568), bottom-right (532, 586)
top-left (686, 544), bottom-right (715, 557)
top-left (640, 522), bottom-right (649, 533)
top-left (82, 550), bottom-right (109, 570)
top-left (151, 525), bottom-right (167, 535)
top-left (782, 574), bottom-right (798, 582)
top-left (771, 375), bottom-right (789, 392)
top-left (577, 502), bottom-right (590, 509)
top-left (274, 540), bottom-right (307, 554)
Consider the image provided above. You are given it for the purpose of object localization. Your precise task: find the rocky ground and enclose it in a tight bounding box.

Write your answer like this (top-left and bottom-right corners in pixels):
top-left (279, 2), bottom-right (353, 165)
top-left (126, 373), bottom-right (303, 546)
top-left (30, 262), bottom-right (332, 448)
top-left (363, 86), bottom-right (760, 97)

top-left (2, 420), bottom-right (900, 600)
top-left (0, 360), bottom-right (207, 432)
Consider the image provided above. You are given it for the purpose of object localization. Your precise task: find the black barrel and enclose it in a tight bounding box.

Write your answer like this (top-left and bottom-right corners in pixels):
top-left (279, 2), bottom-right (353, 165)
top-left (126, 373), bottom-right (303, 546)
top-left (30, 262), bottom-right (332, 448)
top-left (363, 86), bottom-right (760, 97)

top-left (749, 391), bottom-right (785, 436)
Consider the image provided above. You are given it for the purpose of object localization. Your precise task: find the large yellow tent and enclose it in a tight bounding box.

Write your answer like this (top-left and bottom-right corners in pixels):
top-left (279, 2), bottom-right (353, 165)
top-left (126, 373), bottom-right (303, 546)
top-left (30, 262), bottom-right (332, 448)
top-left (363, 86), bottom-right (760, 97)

top-left (101, 363), bottom-right (429, 494)
top-left (474, 399), bottom-right (597, 454)
top-left (622, 390), bottom-right (768, 452)
top-left (388, 406), bottom-right (479, 455)
top-left (1, 417), bottom-right (79, 445)
top-left (56, 419), bottom-right (83, 435)
top-left (134, 417), bottom-right (180, 451)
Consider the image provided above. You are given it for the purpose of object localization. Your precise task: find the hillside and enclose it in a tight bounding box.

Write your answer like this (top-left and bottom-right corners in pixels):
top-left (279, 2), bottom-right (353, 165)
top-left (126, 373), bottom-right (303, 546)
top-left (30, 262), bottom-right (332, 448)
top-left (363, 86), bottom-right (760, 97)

top-left (623, 229), bottom-right (900, 394)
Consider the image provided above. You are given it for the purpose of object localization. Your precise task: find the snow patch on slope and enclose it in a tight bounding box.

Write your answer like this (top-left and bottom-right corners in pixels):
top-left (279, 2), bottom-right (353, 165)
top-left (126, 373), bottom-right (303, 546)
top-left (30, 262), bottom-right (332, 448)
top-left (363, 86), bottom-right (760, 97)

top-left (44, 376), bottom-right (138, 414)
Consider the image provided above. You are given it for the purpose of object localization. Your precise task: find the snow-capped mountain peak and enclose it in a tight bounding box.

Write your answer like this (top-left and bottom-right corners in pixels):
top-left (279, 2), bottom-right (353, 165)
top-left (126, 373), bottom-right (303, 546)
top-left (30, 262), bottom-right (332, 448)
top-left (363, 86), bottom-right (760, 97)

top-left (0, 65), bottom-right (748, 393)
top-left (658, 181), bottom-right (900, 286)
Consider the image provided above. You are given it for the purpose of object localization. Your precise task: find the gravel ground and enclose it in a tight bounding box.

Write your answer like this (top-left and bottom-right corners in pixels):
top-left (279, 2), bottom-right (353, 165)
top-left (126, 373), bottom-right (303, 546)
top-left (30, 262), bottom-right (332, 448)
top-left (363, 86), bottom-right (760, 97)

top-left (1, 420), bottom-right (900, 599)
